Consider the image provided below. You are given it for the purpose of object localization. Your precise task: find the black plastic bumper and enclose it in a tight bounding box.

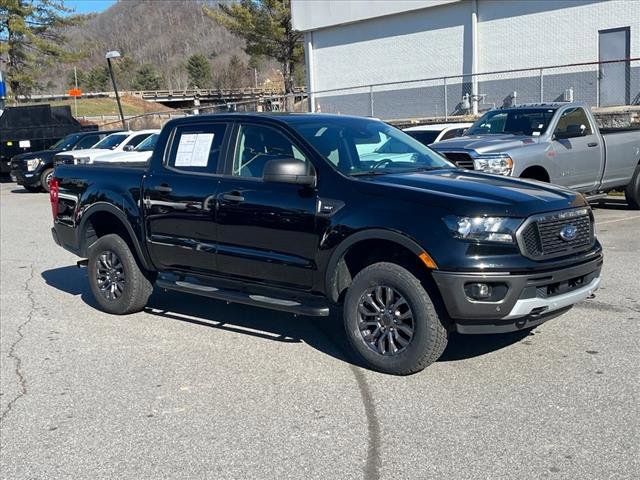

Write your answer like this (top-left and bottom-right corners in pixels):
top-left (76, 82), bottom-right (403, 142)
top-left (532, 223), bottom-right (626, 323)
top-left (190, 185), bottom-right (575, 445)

top-left (432, 254), bottom-right (603, 334)
top-left (10, 168), bottom-right (41, 186)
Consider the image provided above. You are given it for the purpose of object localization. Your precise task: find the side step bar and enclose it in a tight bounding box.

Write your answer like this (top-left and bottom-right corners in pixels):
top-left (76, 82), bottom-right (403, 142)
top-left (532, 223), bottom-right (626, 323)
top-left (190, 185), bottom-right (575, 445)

top-left (585, 193), bottom-right (608, 202)
top-left (156, 278), bottom-right (330, 317)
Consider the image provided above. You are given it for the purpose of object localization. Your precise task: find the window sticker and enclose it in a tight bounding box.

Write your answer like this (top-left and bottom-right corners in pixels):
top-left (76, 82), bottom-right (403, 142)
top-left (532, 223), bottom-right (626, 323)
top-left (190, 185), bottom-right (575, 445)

top-left (175, 133), bottom-right (214, 167)
top-left (19, 140), bottom-right (31, 148)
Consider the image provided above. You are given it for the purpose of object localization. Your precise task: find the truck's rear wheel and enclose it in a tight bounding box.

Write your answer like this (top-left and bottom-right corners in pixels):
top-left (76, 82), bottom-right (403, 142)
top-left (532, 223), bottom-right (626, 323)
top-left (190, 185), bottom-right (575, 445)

top-left (343, 262), bottom-right (448, 375)
top-left (624, 165), bottom-right (640, 210)
top-left (87, 234), bottom-right (153, 315)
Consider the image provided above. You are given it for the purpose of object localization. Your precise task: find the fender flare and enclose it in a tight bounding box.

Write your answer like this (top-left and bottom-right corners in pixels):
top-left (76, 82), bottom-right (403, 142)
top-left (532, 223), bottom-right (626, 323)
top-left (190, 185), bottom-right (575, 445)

top-left (324, 228), bottom-right (426, 302)
top-left (77, 202), bottom-right (153, 271)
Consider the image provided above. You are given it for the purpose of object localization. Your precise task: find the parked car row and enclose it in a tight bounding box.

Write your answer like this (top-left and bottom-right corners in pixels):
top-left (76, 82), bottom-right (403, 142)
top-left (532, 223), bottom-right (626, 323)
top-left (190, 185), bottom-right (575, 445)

top-left (9, 129), bottom-right (159, 191)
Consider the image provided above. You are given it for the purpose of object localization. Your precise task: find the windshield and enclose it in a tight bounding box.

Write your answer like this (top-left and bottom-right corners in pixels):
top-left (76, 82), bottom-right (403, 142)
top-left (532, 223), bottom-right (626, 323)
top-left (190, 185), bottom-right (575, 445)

top-left (93, 133), bottom-right (129, 150)
top-left (49, 133), bottom-right (81, 151)
top-left (467, 108), bottom-right (557, 136)
top-left (289, 117), bottom-right (453, 176)
top-left (404, 130), bottom-right (440, 145)
top-left (134, 134), bottom-right (158, 152)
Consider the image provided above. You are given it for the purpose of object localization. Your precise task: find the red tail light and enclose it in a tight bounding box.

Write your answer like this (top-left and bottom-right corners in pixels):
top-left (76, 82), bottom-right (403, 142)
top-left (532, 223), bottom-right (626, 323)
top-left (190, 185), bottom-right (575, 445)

top-left (49, 177), bottom-right (59, 219)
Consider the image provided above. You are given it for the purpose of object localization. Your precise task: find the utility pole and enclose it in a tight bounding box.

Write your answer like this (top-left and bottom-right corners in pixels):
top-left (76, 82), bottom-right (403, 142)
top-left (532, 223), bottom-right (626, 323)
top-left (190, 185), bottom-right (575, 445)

top-left (73, 67), bottom-right (78, 117)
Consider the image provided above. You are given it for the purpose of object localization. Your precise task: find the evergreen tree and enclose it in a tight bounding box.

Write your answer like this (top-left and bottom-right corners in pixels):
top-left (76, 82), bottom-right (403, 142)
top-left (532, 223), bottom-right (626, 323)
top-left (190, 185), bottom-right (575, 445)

top-left (185, 54), bottom-right (211, 88)
top-left (204, 0), bottom-right (303, 96)
top-left (132, 64), bottom-right (163, 90)
top-left (0, 0), bottom-right (81, 97)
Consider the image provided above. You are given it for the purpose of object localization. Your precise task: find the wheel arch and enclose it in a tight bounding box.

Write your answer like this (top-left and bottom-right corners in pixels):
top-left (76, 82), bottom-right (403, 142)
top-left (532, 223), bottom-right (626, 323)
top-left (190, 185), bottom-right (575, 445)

top-left (324, 229), bottom-right (434, 303)
top-left (78, 202), bottom-right (152, 271)
top-left (520, 165), bottom-right (550, 182)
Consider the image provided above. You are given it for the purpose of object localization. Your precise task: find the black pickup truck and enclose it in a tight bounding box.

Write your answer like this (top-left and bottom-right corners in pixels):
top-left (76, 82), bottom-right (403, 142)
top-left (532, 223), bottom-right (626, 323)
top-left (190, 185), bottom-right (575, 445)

top-left (50, 113), bottom-right (603, 375)
top-left (10, 129), bottom-right (122, 192)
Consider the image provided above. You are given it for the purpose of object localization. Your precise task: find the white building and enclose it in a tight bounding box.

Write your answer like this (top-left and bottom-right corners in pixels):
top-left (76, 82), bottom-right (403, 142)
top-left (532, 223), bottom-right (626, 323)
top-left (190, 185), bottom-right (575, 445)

top-left (292, 0), bottom-right (640, 119)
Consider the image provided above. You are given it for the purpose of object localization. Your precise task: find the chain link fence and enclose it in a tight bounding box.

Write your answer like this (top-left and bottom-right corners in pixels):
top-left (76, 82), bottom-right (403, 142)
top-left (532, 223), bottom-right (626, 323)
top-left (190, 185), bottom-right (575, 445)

top-left (308, 58), bottom-right (640, 121)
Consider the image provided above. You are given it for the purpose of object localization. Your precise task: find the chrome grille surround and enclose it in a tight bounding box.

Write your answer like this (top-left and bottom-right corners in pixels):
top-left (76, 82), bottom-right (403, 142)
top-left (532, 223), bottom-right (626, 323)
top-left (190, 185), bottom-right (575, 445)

top-left (516, 207), bottom-right (594, 260)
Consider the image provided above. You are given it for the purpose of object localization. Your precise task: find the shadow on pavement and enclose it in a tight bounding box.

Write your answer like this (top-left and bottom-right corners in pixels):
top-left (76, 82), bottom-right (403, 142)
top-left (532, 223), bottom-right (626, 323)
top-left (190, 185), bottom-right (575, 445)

top-left (42, 265), bottom-right (529, 370)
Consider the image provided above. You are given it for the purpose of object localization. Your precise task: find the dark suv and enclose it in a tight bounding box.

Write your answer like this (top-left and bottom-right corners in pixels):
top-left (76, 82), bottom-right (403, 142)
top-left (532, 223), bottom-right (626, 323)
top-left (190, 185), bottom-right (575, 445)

top-left (10, 130), bottom-right (122, 192)
top-left (50, 114), bottom-right (602, 375)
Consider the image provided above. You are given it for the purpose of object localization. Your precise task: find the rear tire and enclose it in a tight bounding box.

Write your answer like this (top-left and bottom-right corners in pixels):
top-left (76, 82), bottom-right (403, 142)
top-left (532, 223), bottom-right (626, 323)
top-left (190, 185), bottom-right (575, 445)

top-left (343, 262), bottom-right (448, 375)
top-left (624, 164), bottom-right (640, 210)
top-left (87, 234), bottom-right (153, 315)
top-left (40, 168), bottom-right (54, 192)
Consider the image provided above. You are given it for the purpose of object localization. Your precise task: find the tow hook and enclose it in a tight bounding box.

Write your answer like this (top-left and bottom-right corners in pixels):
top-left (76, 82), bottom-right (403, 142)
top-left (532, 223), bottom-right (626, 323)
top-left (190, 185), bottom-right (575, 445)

top-left (77, 259), bottom-right (88, 269)
top-left (587, 293), bottom-right (596, 299)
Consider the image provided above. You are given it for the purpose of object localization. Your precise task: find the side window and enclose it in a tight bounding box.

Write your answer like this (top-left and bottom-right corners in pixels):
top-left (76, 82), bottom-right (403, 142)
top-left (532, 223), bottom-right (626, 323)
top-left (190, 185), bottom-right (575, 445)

top-left (554, 108), bottom-right (593, 137)
top-left (440, 128), bottom-right (462, 141)
top-left (232, 124), bottom-right (310, 178)
top-left (74, 135), bottom-right (100, 149)
top-left (167, 123), bottom-right (227, 173)
top-left (127, 133), bottom-right (152, 148)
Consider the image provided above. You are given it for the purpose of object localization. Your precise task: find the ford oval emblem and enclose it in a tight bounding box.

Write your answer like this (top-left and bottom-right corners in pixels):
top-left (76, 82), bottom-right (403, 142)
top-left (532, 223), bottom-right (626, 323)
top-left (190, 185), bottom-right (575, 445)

top-left (559, 224), bottom-right (578, 242)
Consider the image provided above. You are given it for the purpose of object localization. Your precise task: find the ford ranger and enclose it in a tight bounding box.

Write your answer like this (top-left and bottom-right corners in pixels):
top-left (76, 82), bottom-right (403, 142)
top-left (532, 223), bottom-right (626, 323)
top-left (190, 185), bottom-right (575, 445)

top-left (430, 102), bottom-right (640, 208)
top-left (50, 113), bottom-right (603, 375)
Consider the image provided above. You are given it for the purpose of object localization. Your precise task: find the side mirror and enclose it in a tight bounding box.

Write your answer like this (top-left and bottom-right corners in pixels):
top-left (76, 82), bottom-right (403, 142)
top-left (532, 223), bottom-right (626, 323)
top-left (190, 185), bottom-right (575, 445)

top-left (263, 158), bottom-right (316, 187)
top-left (123, 145), bottom-right (135, 152)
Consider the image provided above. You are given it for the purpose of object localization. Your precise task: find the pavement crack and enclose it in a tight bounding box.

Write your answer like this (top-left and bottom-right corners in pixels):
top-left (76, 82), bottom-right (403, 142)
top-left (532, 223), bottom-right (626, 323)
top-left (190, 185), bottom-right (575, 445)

top-left (1, 263), bottom-right (36, 423)
top-left (349, 365), bottom-right (382, 480)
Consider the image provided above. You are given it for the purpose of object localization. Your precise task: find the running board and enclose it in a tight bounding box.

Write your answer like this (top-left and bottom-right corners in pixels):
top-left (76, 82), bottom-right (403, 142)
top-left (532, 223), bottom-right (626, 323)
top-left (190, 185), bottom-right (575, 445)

top-left (585, 193), bottom-right (608, 202)
top-left (156, 278), bottom-right (330, 317)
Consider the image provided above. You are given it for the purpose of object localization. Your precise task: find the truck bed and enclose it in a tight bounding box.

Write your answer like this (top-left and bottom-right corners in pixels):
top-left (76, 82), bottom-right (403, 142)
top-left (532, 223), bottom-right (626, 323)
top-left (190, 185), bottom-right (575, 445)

top-left (601, 128), bottom-right (640, 189)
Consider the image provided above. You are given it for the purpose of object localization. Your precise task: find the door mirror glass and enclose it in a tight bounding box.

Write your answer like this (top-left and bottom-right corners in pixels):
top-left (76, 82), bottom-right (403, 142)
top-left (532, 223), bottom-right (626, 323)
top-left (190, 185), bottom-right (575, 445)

top-left (123, 145), bottom-right (135, 151)
top-left (263, 158), bottom-right (316, 187)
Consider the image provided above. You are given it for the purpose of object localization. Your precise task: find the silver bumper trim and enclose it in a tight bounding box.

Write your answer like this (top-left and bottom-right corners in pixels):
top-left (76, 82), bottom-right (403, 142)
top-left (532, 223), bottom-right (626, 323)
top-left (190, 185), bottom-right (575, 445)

top-left (504, 275), bottom-right (601, 319)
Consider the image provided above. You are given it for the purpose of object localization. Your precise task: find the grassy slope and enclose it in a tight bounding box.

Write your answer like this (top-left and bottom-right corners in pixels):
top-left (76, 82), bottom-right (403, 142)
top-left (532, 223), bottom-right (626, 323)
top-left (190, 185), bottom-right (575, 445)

top-left (25, 95), bottom-right (174, 117)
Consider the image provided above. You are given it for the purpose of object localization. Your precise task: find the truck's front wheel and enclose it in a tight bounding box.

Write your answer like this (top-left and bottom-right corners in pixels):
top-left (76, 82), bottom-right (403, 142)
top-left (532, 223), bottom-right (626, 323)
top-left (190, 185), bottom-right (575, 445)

top-left (87, 234), bottom-right (153, 315)
top-left (343, 262), bottom-right (448, 375)
top-left (624, 164), bottom-right (640, 210)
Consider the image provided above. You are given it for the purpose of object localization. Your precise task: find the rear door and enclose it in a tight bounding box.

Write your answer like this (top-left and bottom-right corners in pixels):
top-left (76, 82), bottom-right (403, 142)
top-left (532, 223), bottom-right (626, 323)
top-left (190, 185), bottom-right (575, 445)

top-left (215, 122), bottom-right (319, 290)
top-left (143, 122), bottom-right (230, 274)
top-left (550, 107), bottom-right (603, 192)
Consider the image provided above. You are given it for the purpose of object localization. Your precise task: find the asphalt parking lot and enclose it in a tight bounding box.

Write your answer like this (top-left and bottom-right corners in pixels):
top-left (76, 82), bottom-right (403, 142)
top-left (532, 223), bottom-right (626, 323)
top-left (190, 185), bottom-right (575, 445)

top-left (1, 181), bottom-right (638, 480)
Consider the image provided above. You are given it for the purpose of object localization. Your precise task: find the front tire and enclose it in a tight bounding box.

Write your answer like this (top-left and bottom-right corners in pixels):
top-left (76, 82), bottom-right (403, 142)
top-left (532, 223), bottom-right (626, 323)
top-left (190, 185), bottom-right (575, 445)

top-left (624, 164), bottom-right (640, 210)
top-left (343, 262), bottom-right (448, 375)
top-left (87, 234), bottom-right (153, 315)
top-left (40, 168), bottom-right (54, 192)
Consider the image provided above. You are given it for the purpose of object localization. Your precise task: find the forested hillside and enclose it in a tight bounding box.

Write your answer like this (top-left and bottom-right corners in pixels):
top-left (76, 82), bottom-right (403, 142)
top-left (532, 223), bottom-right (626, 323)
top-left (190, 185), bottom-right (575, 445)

top-left (43, 0), bottom-right (279, 92)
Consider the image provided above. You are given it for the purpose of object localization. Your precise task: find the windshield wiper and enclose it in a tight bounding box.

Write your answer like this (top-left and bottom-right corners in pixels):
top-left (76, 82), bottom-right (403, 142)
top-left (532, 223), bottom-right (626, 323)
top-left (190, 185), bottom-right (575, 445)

top-left (350, 169), bottom-right (395, 177)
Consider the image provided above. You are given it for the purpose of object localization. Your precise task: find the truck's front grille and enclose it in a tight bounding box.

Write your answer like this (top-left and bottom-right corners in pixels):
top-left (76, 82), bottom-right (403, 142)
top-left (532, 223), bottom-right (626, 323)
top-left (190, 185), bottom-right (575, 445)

top-left (441, 152), bottom-right (474, 169)
top-left (518, 208), bottom-right (594, 260)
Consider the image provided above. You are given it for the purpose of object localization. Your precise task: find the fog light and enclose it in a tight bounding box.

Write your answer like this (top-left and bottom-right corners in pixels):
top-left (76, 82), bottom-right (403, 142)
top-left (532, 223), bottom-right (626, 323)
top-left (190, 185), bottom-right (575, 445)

top-left (467, 283), bottom-right (492, 300)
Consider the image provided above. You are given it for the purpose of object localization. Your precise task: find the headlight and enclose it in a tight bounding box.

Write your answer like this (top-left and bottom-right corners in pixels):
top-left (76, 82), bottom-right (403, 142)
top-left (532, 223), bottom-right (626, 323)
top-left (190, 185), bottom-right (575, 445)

top-left (75, 157), bottom-right (91, 165)
top-left (26, 158), bottom-right (41, 171)
top-left (473, 154), bottom-right (513, 175)
top-left (443, 215), bottom-right (523, 243)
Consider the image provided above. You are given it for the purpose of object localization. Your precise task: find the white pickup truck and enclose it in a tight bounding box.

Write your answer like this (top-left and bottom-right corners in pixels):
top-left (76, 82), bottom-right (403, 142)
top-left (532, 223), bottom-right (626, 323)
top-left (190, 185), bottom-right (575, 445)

top-left (431, 102), bottom-right (640, 208)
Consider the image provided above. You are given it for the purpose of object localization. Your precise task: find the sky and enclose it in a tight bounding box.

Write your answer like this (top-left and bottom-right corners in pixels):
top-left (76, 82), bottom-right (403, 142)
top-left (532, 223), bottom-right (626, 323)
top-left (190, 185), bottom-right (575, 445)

top-left (65, 0), bottom-right (117, 14)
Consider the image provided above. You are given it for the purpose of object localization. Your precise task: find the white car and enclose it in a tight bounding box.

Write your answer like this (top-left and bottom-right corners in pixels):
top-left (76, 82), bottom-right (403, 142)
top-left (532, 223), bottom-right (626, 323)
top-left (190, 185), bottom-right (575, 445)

top-left (54, 129), bottom-right (159, 165)
top-left (403, 123), bottom-right (472, 146)
top-left (93, 134), bottom-right (159, 164)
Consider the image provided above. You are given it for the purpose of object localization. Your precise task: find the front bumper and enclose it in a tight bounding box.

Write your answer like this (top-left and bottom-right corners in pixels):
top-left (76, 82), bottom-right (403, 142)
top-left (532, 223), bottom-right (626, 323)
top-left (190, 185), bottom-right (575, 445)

top-left (432, 255), bottom-right (603, 334)
top-left (10, 168), bottom-right (41, 186)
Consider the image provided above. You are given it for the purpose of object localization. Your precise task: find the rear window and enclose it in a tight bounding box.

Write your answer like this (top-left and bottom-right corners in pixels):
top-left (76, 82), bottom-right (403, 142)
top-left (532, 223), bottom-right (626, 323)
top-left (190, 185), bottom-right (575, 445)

top-left (166, 123), bottom-right (227, 174)
top-left (405, 130), bottom-right (440, 145)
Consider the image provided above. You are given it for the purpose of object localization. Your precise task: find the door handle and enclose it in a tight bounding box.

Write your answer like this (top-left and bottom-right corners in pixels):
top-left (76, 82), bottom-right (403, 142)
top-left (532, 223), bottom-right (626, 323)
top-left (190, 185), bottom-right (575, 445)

top-left (152, 184), bottom-right (172, 193)
top-left (587, 142), bottom-right (598, 147)
top-left (222, 193), bottom-right (245, 202)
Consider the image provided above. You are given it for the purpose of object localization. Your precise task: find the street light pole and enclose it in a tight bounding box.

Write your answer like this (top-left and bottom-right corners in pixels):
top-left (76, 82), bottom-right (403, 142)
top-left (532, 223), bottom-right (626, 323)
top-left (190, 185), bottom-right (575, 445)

top-left (105, 51), bottom-right (126, 129)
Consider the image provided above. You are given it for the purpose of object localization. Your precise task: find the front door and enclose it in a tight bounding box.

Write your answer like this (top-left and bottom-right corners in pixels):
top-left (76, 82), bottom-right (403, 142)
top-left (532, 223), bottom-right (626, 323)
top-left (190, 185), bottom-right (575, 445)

top-left (215, 122), bottom-right (319, 290)
top-left (599, 27), bottom-right (630, 107)
top-left (144, 122), bottom-right (229, 274)
top-left (551, 107), bottom-right (602, 192)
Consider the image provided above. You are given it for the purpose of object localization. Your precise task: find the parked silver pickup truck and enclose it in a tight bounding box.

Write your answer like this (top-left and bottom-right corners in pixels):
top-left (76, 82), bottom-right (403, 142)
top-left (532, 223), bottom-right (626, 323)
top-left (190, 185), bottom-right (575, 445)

top-left (431, 102), bottom-right (640, 208)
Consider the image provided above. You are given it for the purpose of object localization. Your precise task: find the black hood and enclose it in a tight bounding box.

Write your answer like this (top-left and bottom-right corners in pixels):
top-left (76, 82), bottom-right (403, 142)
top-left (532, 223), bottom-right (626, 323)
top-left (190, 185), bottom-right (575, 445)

top-left (11, 149), bottom-right (60, 162)
top-left (360, 169), bottom-right (586, 218)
